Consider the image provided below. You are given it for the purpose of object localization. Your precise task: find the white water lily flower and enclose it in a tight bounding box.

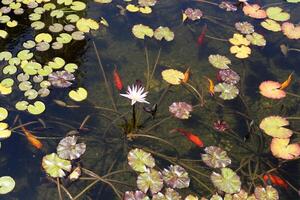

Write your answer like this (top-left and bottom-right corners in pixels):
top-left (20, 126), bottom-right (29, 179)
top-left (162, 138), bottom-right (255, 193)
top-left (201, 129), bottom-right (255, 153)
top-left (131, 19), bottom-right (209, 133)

top-left (120, 84), bottom-right (150, 105)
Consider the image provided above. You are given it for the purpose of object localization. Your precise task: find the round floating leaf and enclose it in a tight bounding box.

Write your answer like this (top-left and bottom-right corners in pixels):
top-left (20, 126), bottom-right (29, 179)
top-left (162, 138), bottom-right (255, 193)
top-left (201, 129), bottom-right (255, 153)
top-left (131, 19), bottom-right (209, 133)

top-left (40, 80), bottom-right (51, 88)
top-left (66, 14), bottom-right (80, 23)
top-left (3, 65), bottom-right (17, 74)
top-left (38, 88), bottom-right (50, 97)
top-left (49, 23), bottom-right (63, 33)
top-left (132, 24), bottom-right (154, 39)
top-left (210, 168), bottom-right (241, 194)
top-left (0, 15), bottom-right (11, 23)
top-left (29, 13), bottom-right (41, 21)
top-left (56, 33), bottom-right (72, 44)
top-left (94, 0), bottom-right (112, 3)
top-left (0, 83), bottom-right (12, 95)
top-left (154, 26), bottom-right (174, 41)
top-left (35, 33), bottom-right (52, 43)
top-left (281, 22), bottom-right (300, 40)
top-left (137, 169), bottom-right (163, 194)
top-left (17, 73), bottom-right (30, 82)
top-left (23, 40), bottom-right (36, 49)
top-left (214, 83), bottom-right (239, 100)
top-left (259, 116), bottom-right (292, 138)
top-left (270, 138), bottom-right (300, 160)
top-left (57, 136), bottom-right (86, 160)
top-left (24, 89), bottom-right (38, 100)
top-left (36, 42), bottom-right (50, 51)
top-left (23, 62), bottom-right (42, 75)
top-left (126, 4), bottom-right (139, 12)
top-left (1, 78), bottom-right (14, 87)
top-left (50, 10), bottom-right (64, 18)
top-left (15, 101), bottom-right (29, 111)
top-left (64, 24), bottom-right (75, 32)
top-left (6, 20), bottom-right (17, 27)
top-left (64, 63), bottom-right (78, 73)
top-left (34, 7), bottom-right (45, 14)
top-left (18, 81), bottom-right (32, 91)
top-left (17, 50), bottom-right (33, 61)
top-left (153, 188), bottom-right (181, 200)
top-left (243, 4), bottom-right (267, 19)
top-left (0, 122), bottom-right (11, 139)
top-left (261, 19), bottom-right (281, 32)
top-left (254, 186), bottom-right (279, 200)
top-left (70, 1), bottom-right (86, 11)
top-left (76, 18), bottom-right (99, 32)
top-left (0, 107), bottom-right (8, 121)
top-left (71, 31), bottom-right (85, 40)
top-left (246, 32), bottom-right (266, 46)
top-left (139, 6), bottom-right (152, 14)
top-left (57, 0), bottom-right (73, 5)
top-left (201, 146), bottom-right (231, 168)
top-left (229, 33), bottom-right (250, 46)
top-left (266, 7), bottom-right (290, 22)
top-left (162, 165), bottom-right (190, 189)
top-left (208, 54), bottom-right (231, 69)
top-left (230, 45), bottom-right (251, 59)
top-left (69, 87), bottom-right (88, 102)
top-left (42, 153), bottom-right (72, 178)
top-left (259, 81), bottom-right (286, 99)
top-left (0, 51), bottom-right (12, 61)
top-left (8, 57), bottom-right (20, 66)
top-left (0, 30), bottom-right (8, 39)
top-left (38, 66), bottom-right (53, 76)
top-left (0, 176), bottom-right (15, 194)
top-left (43, 3), bottom-right (56, 10)
top-left (27, 101), bottom-right (45, 115)
top-left (49, 57), bottom-right (65, 69)
top-left (33, 75), bottom-right (43, 83)
top-left (161, 69), bottom-right (184, 85)
top-left (128, 148), bottom-right (155, 173)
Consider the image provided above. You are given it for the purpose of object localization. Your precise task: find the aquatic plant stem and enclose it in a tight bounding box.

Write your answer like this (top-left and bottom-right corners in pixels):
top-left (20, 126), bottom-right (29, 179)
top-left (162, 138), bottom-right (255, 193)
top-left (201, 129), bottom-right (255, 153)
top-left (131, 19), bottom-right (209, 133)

top-left (183, 83), bottom-right (205, 106)
top-left (145, 46), bottom-right (151, 91)
top-left (156, 85), bottom-right (171, 106)
top-left (149, 48), bottom-right (162, 86)
top-left (288, 48), bottom-right (300, 53)
top-left (57, 178), bottom-right (63, 200)
top-left (286, 91), bottom-right (300, 98)
top-left (194, 0), bottom-right (218, 6)
top-left (92, 41), bottom-right (118, 112)
top-left (132, 104), bottom-right (136, 130)
top-left (49, 178), bottom-right (73, 200)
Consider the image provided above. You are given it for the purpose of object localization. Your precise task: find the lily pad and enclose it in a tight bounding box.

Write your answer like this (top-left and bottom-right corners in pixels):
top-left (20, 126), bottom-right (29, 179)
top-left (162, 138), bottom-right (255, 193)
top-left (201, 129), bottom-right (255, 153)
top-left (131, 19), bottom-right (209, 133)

top-left (57, 136), bottom-right (86, 160)
top-left (152, 188), bottom-right (181, 200)
top-left (208, 54), bottom-right (231, 69)
top-left (154, 26), bottom-right (174, 41)
top-left (282, 22), bottom-right (300, 40)
top-left (230, 45), bottom-right (251, 59)
top-left (69, 87), bottom-right (88, 102)
top-left (201, 146), bottom-right (231, 168)
top-left (0, 176), bottom-right (15, 194)
top-left (254, 186), bottom-right (279, 200)
top-left (162, 165), bottom-right (190, 189)
top-left (259, 116), bottom-right (292, 139)
top-left (0, 107), bottom-right (8, 121)
top-left (261, 19), bottom-right (281, 32)
top-left (259, 81), bottom-right (286, 99)
top-left (27, 101), bottom-right (45, 115)
top-left (137, 169), bottom-right (163, 194)
top-left (42, 153), bottom-right (72, 178)
top-left (270, 138), bottom-right (300, 160)
top-left (246, 32), bottom-right (266, 46)
top-left (214, 83), bottom-right (239, 100)
top-left (243, 4), bottom-right (267, 19)
top-left (210, 168), bottom-right (241, 194)
top-left (161, 69), bottom-right (184, 85)
top-left (266, 7), bottom-right (290, 22)
top-left (15, 101), bottom-right (29, 111)
top-left (128, 148), bottom-right (155, 172)
top-left (76, 18), bottom-right (99, 32)
top-left (132, 24), bottom-right (154, 39)
top-left (0, 122), bottom-right (11, 139)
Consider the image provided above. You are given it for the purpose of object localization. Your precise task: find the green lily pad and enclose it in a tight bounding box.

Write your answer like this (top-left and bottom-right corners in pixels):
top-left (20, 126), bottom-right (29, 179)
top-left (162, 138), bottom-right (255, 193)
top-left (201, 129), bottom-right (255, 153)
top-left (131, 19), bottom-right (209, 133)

top-left (24, 89), bottom-right (38, 100)
top-left (0, 122), bottom-right (11, 139)
top-left (266, 7), bottom-right (290, 22)
top-left (40, 80), bottom-right (51, 88)
top-left (23, 40), bottom-right (36, 49)
top-left (76, 18), bottom-right (99, 32)
top-left (35, 33), bottom-right (52, 43)
top-left (259, 116), bottom-right (292, 139)
top-left (31, 21), bottom-right (45, 30)
top-left (66, 14), bottom-right (80, 23)
top-left (0, 51), bottom-right (12, 61)
top-left (64, 63), bottom-right (78, 73)
top-left (36, 42), bottom-right (50, 51)
top-left (56, 33), bottom-right (72, 44)
top-left (254, 186), bottom-right (279, 200)
top-left (1, 78), bottom-right (14, 87)
top-left (246, 32), bottom-right (266, 46)
top-left (0, 176), bottom-right (15, 194)
top-left (137, 169), bottom-right (163, 194)
top-left (38, 66), bottom-right (53, 76)
top-left (132, 24), bottom-right (154, 39)
top-left (208, 54), bottom-right (231, 69)
top-left (153, 26), bottom-right (175, 41)
top-left (128, 148), bottom-right (155, 172)
top-left (48, 57), bottom-right (65, 69)
top-left (27, 101), bottom-right (45, 115)
top-left (8, 57), bottom-right (21, 66)
top-left (0, 107), bottom-right (8, 121)
top-left (201, 146), bottom-right (231, 168)
top-left (70, 1), bottom-right (86, 11)
top-left (0, 30), bottom-right (8, 39)
top-left (43, 3), bottom-right (56, 10)
top-left (29, 13), bottom-right (41, 21)
top-left (49, 23), bottom-right (63, 33)
top-left (17, 50), bottom-right (33, 61)
top-left (50, 10), bottom-right (64, 18)
top-left (69, 87), bottom-right (88, 102)
top-left (210, 168), bottom-right (241, 194)
top-left (15, 101), bottom-right (29, 111)
top-left (214, 83), bottom-right (239, 100)
top-left (18, 81), bottom-right (32, 91)
top-left (42, 153), bottom-right (72, 178)
top-left (3, 65), bottom-right (17, 75)
top-left (17, 73), bottom-right (30, 82)
top-left (57, 0), bottom-right (73, 5)
top-left (23, 61), bottom-right (42, 75)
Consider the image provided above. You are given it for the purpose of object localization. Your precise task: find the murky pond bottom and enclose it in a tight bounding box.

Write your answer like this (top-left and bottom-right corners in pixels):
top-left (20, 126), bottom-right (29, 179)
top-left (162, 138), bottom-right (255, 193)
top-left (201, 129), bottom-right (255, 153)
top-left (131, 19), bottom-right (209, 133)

top-left (0, 0), bottom-right (300, 199)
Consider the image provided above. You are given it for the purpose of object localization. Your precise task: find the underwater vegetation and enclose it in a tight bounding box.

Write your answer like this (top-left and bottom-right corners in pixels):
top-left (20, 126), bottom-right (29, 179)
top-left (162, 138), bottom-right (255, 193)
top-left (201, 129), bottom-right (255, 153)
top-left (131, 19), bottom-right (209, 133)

top-left (0, 0), bottom-right (300, 199)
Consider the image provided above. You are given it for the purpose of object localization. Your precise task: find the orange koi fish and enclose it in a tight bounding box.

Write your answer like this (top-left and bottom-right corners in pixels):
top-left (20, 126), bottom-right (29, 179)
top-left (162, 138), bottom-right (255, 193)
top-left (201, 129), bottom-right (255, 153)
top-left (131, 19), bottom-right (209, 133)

top-left (113, 67), bottom-right (123, 91)
top-left (280, 72), bottom-right (293, 90)
top-left (182, 68), bottom-right (191, 83)
top-left (263, 174), bottom-right (288, 189)
top-left (21, 126), bottom-right (43, 149)
top-left (204, 76), bottom-right (214, 96)
top-left (171, 128), bottom-right (204, 147)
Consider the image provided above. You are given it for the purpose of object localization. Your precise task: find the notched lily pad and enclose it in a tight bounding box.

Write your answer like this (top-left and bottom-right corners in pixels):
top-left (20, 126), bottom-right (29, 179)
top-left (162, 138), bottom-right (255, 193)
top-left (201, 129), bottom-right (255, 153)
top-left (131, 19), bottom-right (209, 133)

top-left (128, 148), bottom-right (155, 172)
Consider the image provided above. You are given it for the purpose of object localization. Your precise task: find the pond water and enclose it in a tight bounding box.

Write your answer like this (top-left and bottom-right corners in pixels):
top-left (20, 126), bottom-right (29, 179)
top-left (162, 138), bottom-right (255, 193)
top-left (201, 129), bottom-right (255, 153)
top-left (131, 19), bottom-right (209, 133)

top-left (0, 0), bottom-right (300, 199)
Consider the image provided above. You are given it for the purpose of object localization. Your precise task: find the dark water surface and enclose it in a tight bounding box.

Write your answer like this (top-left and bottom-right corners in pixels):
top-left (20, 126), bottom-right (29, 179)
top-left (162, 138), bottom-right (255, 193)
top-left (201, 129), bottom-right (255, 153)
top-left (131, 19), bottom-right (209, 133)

top-left (1, 0), bottom-right (300, 199)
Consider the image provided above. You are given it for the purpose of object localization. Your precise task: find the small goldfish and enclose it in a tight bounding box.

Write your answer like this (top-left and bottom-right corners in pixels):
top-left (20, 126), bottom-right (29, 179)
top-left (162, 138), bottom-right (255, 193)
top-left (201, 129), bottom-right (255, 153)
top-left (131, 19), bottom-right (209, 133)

top-left (263, 174), bottom-right (288, 189)
top-left (171, 128), bottom-right (204, 147)
top-left (280, 72), bottom-right (293, 90)
top-left (197, 24), bottom-right (208, 46)
top-left (204, 76), bottom-right (214, 96)
top-left (113, 67), bottom-right (123, 91)
top-left (21, 126), bottom-right (43, 149)
top-left (182, 68), bottom-right (191, 83)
